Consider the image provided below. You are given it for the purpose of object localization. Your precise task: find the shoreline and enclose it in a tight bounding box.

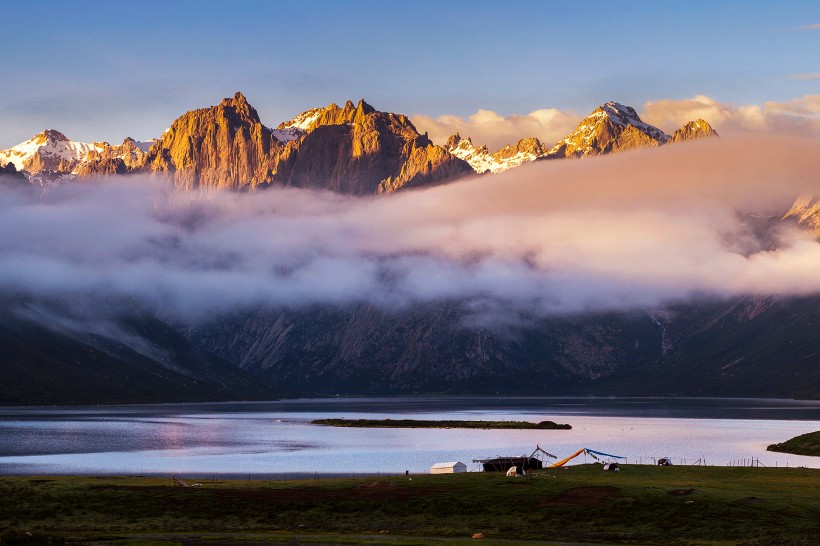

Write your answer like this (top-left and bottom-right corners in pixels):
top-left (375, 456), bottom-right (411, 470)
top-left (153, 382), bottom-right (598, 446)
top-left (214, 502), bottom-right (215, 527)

top-left (2, 394), bottom-right (820, 411)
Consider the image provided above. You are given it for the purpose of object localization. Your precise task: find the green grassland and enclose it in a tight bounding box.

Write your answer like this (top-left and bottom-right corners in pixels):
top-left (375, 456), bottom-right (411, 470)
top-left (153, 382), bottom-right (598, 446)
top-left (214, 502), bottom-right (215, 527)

top-left (1, 466), bottom-right (818, 545)
top-left (311, 419), bottom-right (572, 429)
top-left (767, 431), bottom-right (820, 457)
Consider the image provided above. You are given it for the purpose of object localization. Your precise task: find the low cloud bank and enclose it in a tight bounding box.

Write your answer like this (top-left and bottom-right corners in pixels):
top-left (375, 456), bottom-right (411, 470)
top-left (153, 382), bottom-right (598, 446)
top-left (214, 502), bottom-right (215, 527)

top-left (1, 134), bottom-right (819, 321)
top-left (411, 108), bottom-right (579, 151)
top-left (413, 95), bottom-right (820, 150)
top-left (642, 94), bottom-right (820, 137)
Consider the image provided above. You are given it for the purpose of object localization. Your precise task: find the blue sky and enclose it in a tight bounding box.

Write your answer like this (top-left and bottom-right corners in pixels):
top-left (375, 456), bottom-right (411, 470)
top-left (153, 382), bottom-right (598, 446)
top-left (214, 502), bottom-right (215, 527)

top-left (1, 0), bottom-right (818, 145)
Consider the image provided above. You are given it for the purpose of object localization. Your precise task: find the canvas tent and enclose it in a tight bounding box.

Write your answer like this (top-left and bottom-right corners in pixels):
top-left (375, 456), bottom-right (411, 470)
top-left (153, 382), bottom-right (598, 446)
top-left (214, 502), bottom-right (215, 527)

top-left (430, 461), bottom-right (467, 474)
top-left (474, 444), bottom-right (558, 472)
top-left (549, 448), bottom-right (626, 467)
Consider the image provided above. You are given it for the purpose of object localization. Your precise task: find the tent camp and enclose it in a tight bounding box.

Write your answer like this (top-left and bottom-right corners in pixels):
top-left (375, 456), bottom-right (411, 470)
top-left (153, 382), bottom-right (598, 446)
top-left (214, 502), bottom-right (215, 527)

top-left (549, 448), bottom-right (626, 467)
top-left (474, 445), bottom-right (558, 472)
top-left (430, 461), bottom-right (467, 474)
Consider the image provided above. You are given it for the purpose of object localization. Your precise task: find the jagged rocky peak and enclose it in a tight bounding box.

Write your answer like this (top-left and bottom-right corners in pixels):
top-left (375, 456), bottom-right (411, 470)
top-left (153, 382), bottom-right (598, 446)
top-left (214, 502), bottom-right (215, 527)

top-left (277, 99), bottom-right (403, 134)
top-left (494, 137), bottom-right (548, 159)
top-left (445, 133), bottom-right (487, 154)
top-left (273, 99), bottom-right (473, 194)
top-left (318, 99), bottom-right (377, 125)
top-left (76, 93), bottom-right (470, 194)
top-left (274, 99), bottom-right (378, 143)
top-left (671, 118), bottom-right (719, 143)
top-left (443, 132), bottom-right (547, 174)
top-left (218, 91), bottom-right (261, 124)
top-left (445, 132), bottom-right (465, 148)
top-left (546, 101), bottom-right (670, 159)
top-left (35, 129), bottom-right (71, 143)
top-left (0, 129), bottom-right (106, 174)
top-left (594, 102), bottom-right (648, 126)
top-left (76, 136), bottom-right (153, 176)
top-left (141, 91), bottom-right (281, 190)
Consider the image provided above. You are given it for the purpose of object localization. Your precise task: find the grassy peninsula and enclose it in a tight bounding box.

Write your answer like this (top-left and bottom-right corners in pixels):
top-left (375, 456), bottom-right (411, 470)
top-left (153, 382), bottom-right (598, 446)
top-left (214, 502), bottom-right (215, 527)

top-left (311, 418), bottom-right (572, 429)
top-left (767, 430), bottom-right (820, 457)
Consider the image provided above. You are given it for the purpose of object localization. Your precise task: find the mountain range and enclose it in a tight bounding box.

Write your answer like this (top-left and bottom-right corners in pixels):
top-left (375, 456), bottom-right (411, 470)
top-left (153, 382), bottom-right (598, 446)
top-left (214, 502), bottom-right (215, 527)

top-left (2, 94), bottom-right (819, 405)
top-left (441, 102), bottom-right (717, 173)
top-left (1, 93), bottom-right (715, 189)
top-left (1, 93), bottom-right (473, 193)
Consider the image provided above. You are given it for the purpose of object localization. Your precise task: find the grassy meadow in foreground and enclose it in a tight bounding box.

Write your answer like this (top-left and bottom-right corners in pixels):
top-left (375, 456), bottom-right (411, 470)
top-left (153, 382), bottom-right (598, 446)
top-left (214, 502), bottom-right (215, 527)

top-left (1, 466), bottom-right (818, 545)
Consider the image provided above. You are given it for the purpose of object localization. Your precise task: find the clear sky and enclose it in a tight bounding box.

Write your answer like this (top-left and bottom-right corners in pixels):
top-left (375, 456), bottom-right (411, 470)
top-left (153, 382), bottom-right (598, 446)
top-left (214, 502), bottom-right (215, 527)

top-left (1, 0), bottom-right (818, 145)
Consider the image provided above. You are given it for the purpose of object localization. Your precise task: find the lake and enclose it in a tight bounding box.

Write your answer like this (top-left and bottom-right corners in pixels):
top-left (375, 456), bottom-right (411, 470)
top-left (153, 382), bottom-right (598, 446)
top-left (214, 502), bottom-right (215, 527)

top-left (1, 397), bottom-right (818, 476)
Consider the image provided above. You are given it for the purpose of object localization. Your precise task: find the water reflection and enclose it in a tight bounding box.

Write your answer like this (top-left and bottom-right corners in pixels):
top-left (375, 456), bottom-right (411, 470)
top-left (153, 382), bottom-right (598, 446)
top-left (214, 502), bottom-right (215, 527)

top-left (0, 397), bottom-right (817, 475)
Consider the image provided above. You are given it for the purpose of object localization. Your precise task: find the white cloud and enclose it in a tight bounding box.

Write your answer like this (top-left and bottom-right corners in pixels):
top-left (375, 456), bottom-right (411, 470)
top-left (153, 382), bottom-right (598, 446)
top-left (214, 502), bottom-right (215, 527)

top-left (641, 94), bottom-right (820, 137)
top-left (2, 134), bottom-right (820, 323)
top-left (413, 94), bottom-right (820, 154)
top-left (411, 108), bottom-right (579, 151)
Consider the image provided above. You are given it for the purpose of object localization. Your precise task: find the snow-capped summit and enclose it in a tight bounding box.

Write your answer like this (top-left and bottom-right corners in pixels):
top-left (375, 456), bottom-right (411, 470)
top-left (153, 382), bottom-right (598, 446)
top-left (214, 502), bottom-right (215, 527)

top-left (444, 133), bottom-right (548, 174)
top-left (0, 130), bottom-right (106, 173)
top-left (547, 101), bottom-right (670, 159)
top-left (271, 100), bottom-right (380, 143)
top-left (594, 102), bottom-right (668, 138)
top-left (0, 131), bottom-right (159, 185)
top-left (272, 107), bottom-right (326, 142)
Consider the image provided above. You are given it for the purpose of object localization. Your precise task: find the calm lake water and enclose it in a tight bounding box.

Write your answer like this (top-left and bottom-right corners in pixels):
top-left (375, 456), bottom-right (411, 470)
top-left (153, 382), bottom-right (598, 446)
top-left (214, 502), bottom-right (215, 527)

top-left (1, 397), bottom-right (819, 476)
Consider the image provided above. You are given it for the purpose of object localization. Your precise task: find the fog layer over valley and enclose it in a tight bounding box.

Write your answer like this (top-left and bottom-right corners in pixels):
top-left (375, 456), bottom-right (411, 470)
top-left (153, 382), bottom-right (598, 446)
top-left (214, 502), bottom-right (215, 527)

top-left (2, 135), bottom-right (820, 402)
top-left (2, 135), bottom-right (819, 316)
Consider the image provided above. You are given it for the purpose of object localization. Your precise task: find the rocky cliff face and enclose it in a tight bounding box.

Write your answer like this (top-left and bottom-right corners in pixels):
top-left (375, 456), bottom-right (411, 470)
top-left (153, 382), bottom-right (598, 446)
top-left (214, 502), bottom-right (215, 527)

top-left (140, 92), bottom-right (281, 191)
top-left (180, 293), bottom-right (820, 398)
top-left (186, 303), bottom-right (661, 394)
top-left (77, 94), bottom-right (471, 194)
top-left (273, 99), bottom-right (473, 194)
top-left (3, 288), bottom-right (818, 403)
top-left (444, 133), bottom-right (549, 173)
top-left (670, 119), bottom-right (719, 143)
top-left (4, 96), bottom-right (719, 189)
top-left (76, 137), bottom-right (152, 176)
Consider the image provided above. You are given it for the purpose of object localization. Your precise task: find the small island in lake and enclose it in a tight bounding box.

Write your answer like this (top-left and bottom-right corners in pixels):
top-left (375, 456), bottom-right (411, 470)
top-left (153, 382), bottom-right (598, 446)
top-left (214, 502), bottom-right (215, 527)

top-left (311, 418), bottom-right (572, 430)
top-left (767, 430), bottom-right (820, 457)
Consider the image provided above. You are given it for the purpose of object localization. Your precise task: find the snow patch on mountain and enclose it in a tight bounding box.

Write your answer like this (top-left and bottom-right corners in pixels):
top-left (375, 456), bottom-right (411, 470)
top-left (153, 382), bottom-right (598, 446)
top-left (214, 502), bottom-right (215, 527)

top-left (272, 107), bottom-right (327, 142)
top-left (444, 133), bottom-right (547, 174)
top-left (0, 130), bottom-right (105, 172)
top-left (546, 101), bottom-right (671, 158)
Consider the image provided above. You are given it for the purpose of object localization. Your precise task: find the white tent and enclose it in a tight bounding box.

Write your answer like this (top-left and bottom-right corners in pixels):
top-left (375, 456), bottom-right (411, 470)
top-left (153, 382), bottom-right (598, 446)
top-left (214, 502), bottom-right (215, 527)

top-left (430, 461), bottom-right (467, 474)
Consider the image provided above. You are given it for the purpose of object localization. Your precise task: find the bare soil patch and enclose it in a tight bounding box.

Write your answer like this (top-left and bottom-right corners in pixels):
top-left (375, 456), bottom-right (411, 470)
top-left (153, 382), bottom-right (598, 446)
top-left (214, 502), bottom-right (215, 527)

top-left (668, 488), bottom-right (696, 496)
top-left (539, 485), bottom-right (619, 506)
